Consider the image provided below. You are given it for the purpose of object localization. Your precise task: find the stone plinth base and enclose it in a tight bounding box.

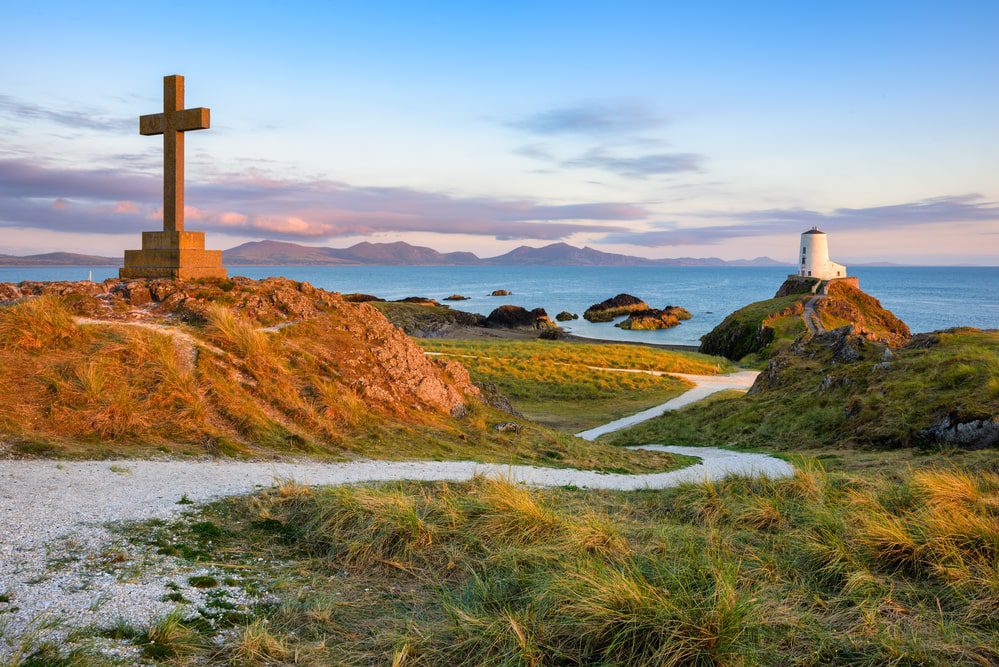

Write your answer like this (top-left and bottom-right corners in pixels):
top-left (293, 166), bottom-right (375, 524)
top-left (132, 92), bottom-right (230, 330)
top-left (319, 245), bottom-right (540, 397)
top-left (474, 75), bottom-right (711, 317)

top-left (120, 230), bottom-right (228, 280)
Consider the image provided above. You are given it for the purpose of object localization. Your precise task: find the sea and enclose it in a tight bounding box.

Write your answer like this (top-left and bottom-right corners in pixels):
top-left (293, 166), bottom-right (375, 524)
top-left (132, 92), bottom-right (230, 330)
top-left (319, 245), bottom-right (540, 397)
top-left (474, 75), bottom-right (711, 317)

top-left (1, 265), bottom-right (995, 347)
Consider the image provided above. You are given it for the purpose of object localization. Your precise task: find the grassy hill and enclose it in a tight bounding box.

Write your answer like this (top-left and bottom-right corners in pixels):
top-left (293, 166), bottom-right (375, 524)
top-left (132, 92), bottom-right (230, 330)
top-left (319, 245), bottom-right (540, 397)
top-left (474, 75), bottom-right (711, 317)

top-left (613, 327), bottom-right (998, 451)
top-left (0, 280), bottom-right (681, 473)
top-left (699, 278), bottom-right (910, 364)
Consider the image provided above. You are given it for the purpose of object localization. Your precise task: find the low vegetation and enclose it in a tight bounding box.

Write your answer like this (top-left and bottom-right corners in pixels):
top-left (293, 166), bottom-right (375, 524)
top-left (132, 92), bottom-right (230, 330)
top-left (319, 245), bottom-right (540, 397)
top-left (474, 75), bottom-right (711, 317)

top-left (613, 328), bottom-right (999, 451)
top-left (419, 338), bottom-right (730, 431)
top-left (0, 295), bottom-right (680, 473)
top-left (28, 451), bottom-right (997, 664)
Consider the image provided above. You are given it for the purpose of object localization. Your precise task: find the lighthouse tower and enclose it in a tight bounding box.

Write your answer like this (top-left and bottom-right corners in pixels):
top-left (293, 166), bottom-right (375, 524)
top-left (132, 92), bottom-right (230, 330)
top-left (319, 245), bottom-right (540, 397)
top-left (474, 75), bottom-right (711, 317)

top-left (798, 227), bottom-right (846, 280)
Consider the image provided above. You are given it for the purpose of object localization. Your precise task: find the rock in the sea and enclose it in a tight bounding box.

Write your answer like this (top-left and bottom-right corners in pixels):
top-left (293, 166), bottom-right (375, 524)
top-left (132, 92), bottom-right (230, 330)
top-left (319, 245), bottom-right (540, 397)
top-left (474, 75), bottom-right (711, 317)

top-left (485, 305), bottom-right (556, 330)
top-left (395, 296), bottom-right (440, 306)
top-left (490, 289), bottom-right (512, 296)
top-left (444, 294), bottom-right (470, 301)
top-left (583, 294), bottom-right (649, 322)
top-left (555, 311), bottom-right (578, 321)
top-left (616, 306), bottom-right (692, 330)
top-left (342, 293), bottom-right (385, 303)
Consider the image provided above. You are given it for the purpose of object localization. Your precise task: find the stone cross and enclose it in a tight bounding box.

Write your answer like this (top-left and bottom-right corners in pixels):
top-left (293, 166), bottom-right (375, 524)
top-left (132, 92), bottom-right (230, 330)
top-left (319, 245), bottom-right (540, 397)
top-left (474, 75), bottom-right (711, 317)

top-left (139, 74), bottom-right (210, 233)
top-left (120, 74), bottom-right (227, 280)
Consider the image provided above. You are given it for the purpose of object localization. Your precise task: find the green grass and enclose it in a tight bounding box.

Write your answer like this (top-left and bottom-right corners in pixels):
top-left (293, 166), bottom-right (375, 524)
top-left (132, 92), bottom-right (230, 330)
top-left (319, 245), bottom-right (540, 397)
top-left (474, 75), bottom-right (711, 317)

top-left (52, 452), bottom-right (998, 665)
top-left (419, 338), bottom-right (730, 431)
top-left (611, 328), bottom-right (999, 451)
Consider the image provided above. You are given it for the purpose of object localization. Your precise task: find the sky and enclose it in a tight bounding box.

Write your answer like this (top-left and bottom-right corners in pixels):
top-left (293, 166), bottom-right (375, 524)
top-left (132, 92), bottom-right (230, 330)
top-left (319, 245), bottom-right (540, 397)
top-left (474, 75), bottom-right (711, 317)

top-left (0, 0), bottom-right (997, 264)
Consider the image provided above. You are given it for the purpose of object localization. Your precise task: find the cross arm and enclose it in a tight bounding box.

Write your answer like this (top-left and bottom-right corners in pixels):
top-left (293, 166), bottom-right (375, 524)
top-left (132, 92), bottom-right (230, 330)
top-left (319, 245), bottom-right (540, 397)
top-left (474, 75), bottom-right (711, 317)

top-left (139, 113), bottom-right (165, 135)
top-left (175, 107), bottom-right (210, 132)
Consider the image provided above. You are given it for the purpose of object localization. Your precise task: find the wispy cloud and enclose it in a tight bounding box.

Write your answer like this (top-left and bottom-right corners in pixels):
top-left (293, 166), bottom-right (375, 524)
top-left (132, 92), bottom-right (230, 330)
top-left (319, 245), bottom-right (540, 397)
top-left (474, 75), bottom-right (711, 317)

top-left (564, 148), bottom-right (704, 178)
top-left (0, 158), bottom-right (644, 242)
top-left (506, 101), bottom-right (666, 137)
top-left (598, 195), bottom-right (999, 246)
top-left (0, 94), bottom-right (133, 132)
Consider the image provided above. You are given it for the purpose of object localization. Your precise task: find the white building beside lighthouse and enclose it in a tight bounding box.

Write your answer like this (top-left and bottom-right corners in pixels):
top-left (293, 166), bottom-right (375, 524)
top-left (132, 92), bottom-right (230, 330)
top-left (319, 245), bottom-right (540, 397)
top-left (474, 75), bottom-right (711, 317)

top-left (798, 227), bottom-right (847, 280)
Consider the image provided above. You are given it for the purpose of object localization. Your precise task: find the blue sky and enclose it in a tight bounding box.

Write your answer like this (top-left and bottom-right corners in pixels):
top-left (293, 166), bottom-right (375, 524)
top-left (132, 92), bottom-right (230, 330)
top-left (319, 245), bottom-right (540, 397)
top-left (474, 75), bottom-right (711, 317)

top-left (1, 0), bottom-right (997, 263)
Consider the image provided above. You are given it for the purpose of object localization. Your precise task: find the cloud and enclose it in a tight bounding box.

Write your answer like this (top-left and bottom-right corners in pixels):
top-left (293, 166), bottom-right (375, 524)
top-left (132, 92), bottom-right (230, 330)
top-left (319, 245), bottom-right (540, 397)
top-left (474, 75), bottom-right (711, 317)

top-left (0, 158), bottom-right (644, 242)
top-left (506, 101), bottom-right (666, 136)
top-left (598, 195), bottom-right (999, 246)
top-left (0, 94), bottom-right (133, 132)
top-left (564, 148), bottom-right (704, 178)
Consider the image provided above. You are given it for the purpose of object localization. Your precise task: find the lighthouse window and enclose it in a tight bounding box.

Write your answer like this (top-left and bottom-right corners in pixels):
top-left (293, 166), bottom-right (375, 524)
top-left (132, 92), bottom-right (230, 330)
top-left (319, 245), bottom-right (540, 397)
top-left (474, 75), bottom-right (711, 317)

top-left (802, 247), bottom-right (806, 253)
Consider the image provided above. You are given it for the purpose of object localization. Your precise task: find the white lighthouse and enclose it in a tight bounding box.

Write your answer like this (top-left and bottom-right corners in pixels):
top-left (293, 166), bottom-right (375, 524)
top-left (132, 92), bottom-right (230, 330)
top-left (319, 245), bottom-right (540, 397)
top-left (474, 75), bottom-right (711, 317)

top-left (798, 227), bottom-right (847, 280)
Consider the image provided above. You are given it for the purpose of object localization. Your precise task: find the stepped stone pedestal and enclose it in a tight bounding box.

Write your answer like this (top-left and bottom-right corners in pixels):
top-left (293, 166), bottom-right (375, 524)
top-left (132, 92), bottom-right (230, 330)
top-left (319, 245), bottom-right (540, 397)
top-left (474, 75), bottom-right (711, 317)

top-left (120, 230), bottom-right (227, 280)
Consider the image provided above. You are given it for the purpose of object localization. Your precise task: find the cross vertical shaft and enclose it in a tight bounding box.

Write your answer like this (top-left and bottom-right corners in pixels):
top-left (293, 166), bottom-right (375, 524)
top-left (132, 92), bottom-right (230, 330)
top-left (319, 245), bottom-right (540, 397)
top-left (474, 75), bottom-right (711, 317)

top-left (164, 75), bottom-right (184, 233)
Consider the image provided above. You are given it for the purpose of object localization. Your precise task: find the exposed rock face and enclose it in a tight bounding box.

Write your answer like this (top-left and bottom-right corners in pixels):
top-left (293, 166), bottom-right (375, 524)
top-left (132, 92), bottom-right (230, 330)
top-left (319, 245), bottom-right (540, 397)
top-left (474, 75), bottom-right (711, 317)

top-left (616, 306), bottom-right (692, 330)
top-left (375, 303), bottom-right (486, 338)
top-left (0, 283), bottom-right (23, 303)
top-left (485, 305), bottom-right (556, 330)
top-left (583, 294), bottom-right (649, 322)
top-left (537, 327), bottom-right (565, 340)
top-left (490, 290), bottom-right (512, 296)
top-left (555, 311), bottom-right (578, 321)
top-left (915, 415), bottom-right (999, 450)
top-left (444, 294), bottom-right (470, 301)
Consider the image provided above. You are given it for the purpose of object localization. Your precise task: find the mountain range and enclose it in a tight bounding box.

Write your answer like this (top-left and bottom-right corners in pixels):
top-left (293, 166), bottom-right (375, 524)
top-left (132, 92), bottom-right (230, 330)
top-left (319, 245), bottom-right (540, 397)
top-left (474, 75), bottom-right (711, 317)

top-left (0, 241), bottom-right (789, 268)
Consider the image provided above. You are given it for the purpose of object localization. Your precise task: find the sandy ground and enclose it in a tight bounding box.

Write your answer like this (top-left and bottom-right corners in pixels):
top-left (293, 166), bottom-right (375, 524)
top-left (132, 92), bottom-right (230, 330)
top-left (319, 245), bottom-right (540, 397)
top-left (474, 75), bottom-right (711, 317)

top-left (0, 369), bottom-right (784, 655)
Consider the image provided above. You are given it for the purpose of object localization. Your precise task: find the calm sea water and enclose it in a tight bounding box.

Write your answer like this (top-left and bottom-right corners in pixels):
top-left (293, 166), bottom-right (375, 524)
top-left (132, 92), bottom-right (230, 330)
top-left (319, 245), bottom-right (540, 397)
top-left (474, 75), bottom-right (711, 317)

top-left (2, 265), bottom-right (995, 346)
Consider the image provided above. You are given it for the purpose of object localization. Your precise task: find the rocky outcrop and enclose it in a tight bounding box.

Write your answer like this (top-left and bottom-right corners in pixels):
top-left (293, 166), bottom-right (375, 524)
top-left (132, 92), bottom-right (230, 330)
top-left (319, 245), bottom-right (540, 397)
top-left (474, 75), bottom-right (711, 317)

top-left (555, 311), bottom-right (578, 321)
top-left (538, 327), bottom-right (565, 340)
top-left (616, 306), bottom-right (692, 330)
top-left (342, 293), bottom-right (385, 303)
top-left (490, 290), bottom-right (512, 296)
top-left (915, 415), bottom-right (999, 450)
top-left (444, 294), bottom-right (470, 301)
top-left (583, 294), bottom-right (649, 322)
top-left (485, 305), bottom-right (556, 330)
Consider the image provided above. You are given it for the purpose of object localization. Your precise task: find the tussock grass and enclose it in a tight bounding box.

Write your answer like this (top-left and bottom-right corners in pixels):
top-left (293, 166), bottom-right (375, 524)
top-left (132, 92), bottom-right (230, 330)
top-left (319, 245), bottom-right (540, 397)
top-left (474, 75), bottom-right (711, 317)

top-left (89, 455), bottom-right (997, 665)
top-left (0, 295), bottom-right (84, 352)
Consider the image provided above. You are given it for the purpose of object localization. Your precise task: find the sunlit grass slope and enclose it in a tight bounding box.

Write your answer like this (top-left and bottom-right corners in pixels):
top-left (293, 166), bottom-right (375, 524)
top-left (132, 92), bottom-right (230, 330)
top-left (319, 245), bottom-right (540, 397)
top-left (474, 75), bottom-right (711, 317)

top-left (419, 339), bottom-right (731, 431)
top-left (55, 453), bottom-right (998, 665)
top-left (0, 296), bottom-right (681, 473)
top-left (613, 328), bottom-right (999, 450)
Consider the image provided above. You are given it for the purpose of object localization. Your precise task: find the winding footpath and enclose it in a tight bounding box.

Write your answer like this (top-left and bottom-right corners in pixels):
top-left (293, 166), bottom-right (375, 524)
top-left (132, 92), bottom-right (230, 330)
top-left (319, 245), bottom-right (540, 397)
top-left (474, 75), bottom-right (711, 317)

top-left (0, 367), bottom-right (789, 649)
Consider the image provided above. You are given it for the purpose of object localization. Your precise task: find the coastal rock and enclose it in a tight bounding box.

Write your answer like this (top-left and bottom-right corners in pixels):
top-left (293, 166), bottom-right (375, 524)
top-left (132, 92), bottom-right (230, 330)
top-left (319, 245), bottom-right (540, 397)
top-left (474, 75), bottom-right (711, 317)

top-left (490, 289), bottom-right (512, 296)
top-left (583, 294), bottom-right (649, 322)
top-left (444, 294), bottom-right (470, 301)
top-left (814, 282), bottom-right (910, 347)
top-left (915, 415), bottom-right (999, 450)
top-left (342, 293), bottom-right (385, 303)
top-left (395, 296), bottom-right (440, 306)
top-left (774, 277), bottom-right (821, 297)
top-left (0, 284), bottom-right (22, 302)
top-left (555, 311), bottom-right (578, 321)
top-left (616, 306), bottom-right (692, 330)
top-left (485, 305), bottom-right (556, 330)
top-left (538, 327), bottom-right (565, 340)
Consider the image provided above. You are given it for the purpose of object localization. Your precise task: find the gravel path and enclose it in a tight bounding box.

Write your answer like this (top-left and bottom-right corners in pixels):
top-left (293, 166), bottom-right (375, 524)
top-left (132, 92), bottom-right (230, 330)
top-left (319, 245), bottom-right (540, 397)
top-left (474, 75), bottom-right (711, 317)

top-left (576, 370), bottom-right (758, 440)
top-left (0, 369), bottom-right (787, 654)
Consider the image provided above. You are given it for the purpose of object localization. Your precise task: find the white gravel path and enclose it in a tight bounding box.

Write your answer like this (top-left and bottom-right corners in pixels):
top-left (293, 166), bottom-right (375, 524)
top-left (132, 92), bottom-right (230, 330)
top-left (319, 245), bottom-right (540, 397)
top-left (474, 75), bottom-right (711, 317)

top-left (576, 370), bottom-right (759, 440)
top-left (0, 368), bottom-right (787, 655)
